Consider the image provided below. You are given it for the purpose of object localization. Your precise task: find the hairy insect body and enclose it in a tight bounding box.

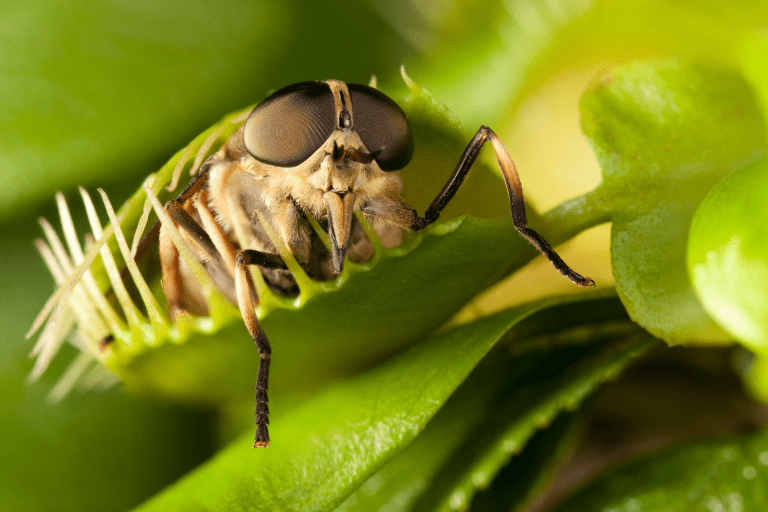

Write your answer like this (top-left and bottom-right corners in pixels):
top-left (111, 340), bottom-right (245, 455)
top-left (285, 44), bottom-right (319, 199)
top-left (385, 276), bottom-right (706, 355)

top-left (165, 120), bottom-right (411, 313)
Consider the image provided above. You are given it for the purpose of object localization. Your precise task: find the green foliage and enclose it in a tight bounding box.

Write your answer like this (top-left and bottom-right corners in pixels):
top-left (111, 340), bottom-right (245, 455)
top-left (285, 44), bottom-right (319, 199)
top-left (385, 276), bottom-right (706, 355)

top-left (131, 299), bottom-right (655, 512)
top-left (335, 303), bottom-right (655, 512)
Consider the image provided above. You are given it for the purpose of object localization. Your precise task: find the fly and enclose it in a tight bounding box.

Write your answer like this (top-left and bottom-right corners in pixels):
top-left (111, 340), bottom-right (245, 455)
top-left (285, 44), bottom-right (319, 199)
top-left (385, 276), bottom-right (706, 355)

top-left (150, 79), bottom-right (594, 447)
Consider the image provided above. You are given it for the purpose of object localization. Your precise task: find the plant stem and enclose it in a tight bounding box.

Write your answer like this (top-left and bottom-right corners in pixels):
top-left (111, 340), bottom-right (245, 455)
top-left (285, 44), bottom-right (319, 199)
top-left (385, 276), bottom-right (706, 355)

top-left (542, 191), bottom-right (612, 246)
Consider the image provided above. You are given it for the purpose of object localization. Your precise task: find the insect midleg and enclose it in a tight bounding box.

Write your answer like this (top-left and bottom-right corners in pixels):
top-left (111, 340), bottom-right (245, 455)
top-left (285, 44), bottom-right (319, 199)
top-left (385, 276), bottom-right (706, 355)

top-left (235, 249), bottom-right (286, 448)
top-left (409, 125), bottom-right (594, 287)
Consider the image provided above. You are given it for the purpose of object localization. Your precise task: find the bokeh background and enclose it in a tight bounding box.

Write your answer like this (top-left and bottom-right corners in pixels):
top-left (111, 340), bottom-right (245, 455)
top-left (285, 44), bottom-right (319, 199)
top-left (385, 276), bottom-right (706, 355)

top-left (2, 1), bottom-right (768, 510)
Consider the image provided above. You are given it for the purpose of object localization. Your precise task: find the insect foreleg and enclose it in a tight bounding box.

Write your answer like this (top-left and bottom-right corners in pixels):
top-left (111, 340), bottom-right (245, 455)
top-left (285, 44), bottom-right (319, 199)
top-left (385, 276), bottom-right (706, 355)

top-left (409, 125), bottom-right (594, 287)
top-left (235, 249), bottom-right (285, 448)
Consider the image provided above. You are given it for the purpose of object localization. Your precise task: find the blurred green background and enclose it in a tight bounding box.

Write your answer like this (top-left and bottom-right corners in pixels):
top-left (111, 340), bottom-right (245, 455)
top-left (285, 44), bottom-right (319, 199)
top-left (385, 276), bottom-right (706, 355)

top-left (3, 0), bottom-right (768, 510)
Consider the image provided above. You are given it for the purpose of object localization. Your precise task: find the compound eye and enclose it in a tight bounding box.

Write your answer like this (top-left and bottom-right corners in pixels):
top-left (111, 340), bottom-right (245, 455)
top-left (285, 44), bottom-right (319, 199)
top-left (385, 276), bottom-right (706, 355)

top-left (244, 82), bottom-right (336, 167)
top-left (348, 84), bottom-right (414, 171)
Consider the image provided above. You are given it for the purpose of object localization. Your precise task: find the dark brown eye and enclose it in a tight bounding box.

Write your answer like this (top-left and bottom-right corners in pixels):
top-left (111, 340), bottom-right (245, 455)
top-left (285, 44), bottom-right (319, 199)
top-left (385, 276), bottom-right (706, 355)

top-left (244, 82), bottom-right (336, 167)
top-left (348, 84), bottom-right (414, 171)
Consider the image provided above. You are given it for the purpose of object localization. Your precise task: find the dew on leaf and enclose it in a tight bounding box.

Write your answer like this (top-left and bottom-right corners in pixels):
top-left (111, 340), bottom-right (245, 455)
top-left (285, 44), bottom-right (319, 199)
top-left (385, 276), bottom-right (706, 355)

top-left (472, 471), bottom-right (489, 488)
top-left (503, 439), bottom-right (519, 453)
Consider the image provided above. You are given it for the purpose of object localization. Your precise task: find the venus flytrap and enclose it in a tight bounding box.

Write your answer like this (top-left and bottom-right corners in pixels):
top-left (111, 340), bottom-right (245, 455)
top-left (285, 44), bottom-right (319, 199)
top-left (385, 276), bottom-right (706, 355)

top-left (26, 73), bottom-right (585, 409)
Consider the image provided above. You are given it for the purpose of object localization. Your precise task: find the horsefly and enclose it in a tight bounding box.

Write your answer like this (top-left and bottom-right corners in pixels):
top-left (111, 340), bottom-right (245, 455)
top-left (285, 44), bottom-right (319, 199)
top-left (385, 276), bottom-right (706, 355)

top-left (27, 71), bottom-right (593, 448)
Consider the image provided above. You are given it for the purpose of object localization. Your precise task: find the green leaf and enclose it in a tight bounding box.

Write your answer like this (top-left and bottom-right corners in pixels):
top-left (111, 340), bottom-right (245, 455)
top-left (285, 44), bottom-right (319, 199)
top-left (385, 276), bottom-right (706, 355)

top-left (129, 298), bottom-right (580, 512)
top-left (334, 299), bottom-right (656, 512)
top-left (687, 158), bottom-right (768, 403)
top-left (553, 428), bottom-right (768, 512)
top-left (564, 60), bottom-right (767, 344)
top-left (411, 337), bottom-right (656, 512)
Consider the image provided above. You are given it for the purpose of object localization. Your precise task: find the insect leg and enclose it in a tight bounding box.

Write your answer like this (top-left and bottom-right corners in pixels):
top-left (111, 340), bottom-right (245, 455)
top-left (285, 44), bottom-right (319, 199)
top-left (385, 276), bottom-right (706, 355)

top-left (165, 201), bottom-right (227, 266)
top-left (159, 223), bottom-right (185, 313)
top-left (235, 249), bottom-right (287, 448)
top-left (166, 193), bottom-right (284, 447)
top-left (410, 125), bottom-right (594, 287)
top-left (158, 201), bottom-right (223, 316)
